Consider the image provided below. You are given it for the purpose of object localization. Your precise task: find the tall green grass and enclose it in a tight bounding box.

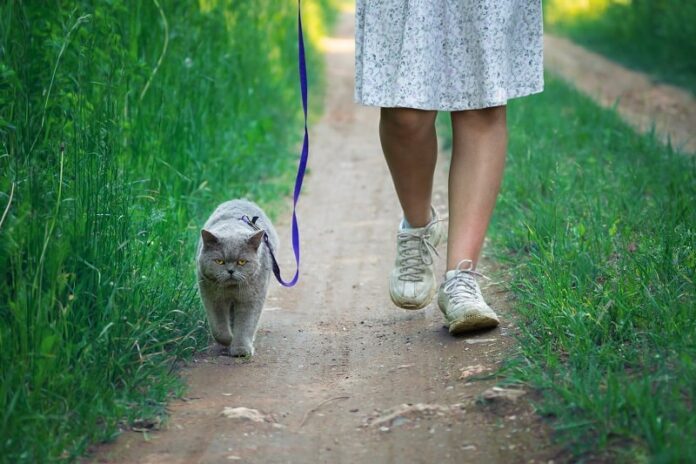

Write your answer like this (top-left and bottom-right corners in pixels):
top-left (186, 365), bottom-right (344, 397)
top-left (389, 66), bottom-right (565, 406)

top-left (487, 76), bottom-right (695, 461)
top-left (0, 1), bottom-right (336, 462)
top-left (545, 0), bottom-right (696, 93)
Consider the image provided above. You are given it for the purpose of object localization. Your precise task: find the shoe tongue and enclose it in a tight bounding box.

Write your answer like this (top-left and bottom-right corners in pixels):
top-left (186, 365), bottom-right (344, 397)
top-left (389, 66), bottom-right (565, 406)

top-left (445, 269), bottom-right (477, 283)
top-left (444, 270), bottom-right (459, 281)
top-left (399, 216), bottom-right (433, 232)
top-left (400, 223), bottom-right (426, 234)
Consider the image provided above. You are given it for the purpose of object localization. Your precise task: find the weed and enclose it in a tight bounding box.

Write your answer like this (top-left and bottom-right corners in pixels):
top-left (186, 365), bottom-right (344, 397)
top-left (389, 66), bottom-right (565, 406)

top-left (491, 76), bottom-right (695, 460)
top-left (0, 1), bottom-right (338, 462)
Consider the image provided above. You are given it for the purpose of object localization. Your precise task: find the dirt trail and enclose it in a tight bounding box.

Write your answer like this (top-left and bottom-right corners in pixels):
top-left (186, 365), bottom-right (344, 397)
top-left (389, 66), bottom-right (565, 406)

top-left (93, 11), bottom-right (556, 464)
top-left (544, 34), bottom-right (696, 154)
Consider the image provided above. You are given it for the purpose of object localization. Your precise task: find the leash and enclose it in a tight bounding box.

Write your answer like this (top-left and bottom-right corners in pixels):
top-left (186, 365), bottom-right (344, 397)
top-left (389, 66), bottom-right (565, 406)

top-left (241, 1), bottom-right (308, 288)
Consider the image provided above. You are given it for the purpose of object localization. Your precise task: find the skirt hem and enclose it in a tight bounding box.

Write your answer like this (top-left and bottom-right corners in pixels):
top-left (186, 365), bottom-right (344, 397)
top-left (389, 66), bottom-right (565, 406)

top-left (353, 84), bottom-right (545, 111)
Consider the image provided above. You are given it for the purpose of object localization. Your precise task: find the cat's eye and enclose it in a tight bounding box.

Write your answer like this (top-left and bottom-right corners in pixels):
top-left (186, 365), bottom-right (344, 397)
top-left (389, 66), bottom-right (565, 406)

top-left (214, 259), bottom-right (225, 265)
top-left (237, 259), bottom-right (247, 266)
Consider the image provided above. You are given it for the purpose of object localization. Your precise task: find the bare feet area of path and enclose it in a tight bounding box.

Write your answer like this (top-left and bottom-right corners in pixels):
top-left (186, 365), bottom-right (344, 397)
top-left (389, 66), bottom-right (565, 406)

top-left (91, 11), bottom-right (558, 464)
top-left (544, 34), bottom-right (696, 154)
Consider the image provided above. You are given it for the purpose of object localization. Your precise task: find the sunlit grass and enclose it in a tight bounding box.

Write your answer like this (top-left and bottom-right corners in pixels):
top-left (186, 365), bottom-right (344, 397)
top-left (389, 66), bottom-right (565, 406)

top-left (545, 0), bottom-right (625, 24)
top-left (545, 0), bottom-right (696, 93)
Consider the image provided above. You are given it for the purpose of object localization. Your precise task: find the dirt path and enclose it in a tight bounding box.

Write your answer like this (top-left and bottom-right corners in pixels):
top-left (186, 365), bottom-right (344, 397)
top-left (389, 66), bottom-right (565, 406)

top-left (544, 34), bottom-right (696, 154)
top-left (92, 11), bottom-right (556, 464)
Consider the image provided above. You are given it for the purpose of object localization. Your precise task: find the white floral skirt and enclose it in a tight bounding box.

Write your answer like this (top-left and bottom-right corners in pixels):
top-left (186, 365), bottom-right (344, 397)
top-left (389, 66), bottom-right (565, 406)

top-left (354, 0), bottom-right (544, 111)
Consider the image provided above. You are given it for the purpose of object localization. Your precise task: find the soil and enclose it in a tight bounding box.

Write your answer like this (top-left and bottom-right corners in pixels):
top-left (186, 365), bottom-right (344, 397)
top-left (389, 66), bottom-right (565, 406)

top-left (90, 11), bottom-right (560, 464)
top-left (544, 34), bottom-right (696, 154)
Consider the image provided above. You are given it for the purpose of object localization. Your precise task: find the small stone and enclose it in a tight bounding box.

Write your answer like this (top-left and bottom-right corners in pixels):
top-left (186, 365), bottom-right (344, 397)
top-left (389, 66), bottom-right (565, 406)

top-left (459, 364), bottom-right (490, 380)
top-left (131, 416), bottom-right (161, 432)
top-left (392, 416), bottom-right (410, 427)
top-left (465, 338), bottom-right (496, 344)
top-left (221, 407), bottom-right (273, 423)
top-left (481, 387), bottom-right (527, 403)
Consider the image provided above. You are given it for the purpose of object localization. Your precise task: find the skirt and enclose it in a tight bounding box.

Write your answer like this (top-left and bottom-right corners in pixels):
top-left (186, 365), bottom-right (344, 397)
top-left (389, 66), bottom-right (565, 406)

top-left (354, 0), bottom-right (544, 111)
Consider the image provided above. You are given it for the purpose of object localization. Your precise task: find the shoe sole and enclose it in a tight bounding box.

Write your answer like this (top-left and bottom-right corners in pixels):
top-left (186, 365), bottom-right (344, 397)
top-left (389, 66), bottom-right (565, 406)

top-left (448, 314), bottom-right (500, 334)
top-left (389, 284), bottom-right (437, 310)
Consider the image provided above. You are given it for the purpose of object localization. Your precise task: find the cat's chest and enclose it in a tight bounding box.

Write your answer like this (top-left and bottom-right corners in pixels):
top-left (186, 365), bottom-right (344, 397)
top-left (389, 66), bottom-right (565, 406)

top-left (213, 280), bottom-right (264, 303)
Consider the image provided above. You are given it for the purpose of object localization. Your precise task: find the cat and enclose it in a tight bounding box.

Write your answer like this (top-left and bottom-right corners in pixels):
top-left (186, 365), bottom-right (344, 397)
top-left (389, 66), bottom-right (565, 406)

top-left (196, 199), bottom-right (279, 357)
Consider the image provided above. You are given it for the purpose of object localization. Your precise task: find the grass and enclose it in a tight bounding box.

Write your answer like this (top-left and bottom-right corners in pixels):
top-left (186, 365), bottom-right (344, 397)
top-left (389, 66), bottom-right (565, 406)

top-left (545, 0), bottom-right (696, 94)
top-left (436, 75), bottom-right (694, 461)
top-left (0, 0), bottom-right (337, 462)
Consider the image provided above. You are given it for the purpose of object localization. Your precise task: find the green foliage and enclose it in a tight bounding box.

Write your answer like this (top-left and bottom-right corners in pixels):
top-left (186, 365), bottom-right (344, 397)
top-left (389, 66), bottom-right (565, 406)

top-left (0, 0), bottom-right (336, 462)
top-left (491, 76), bottom-right (696, 460)
top-left (546, 0), bottom-right (696, 93)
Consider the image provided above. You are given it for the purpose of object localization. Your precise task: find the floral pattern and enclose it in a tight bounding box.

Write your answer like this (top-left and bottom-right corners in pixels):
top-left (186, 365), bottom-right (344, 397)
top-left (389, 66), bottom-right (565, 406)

top-left (354, 0), bottom-right (544, 111)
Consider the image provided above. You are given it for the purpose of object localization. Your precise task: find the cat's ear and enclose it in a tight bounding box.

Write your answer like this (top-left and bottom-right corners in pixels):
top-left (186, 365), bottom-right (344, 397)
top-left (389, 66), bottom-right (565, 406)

top-left (247, 230), bottom-right (265, 250)
top-left (201, 229), bottom-right (220, 248)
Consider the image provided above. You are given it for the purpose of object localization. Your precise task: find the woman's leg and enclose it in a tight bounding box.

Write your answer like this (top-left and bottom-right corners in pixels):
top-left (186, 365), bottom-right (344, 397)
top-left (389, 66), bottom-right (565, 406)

top-left (436, 106), bottom-right (507, 333)
top-left (447, 106), bottom-right (507, 270)
top-left (380, 107), bottom-right (443, 309)
top-left (379, 107), bottom-right (438, 227)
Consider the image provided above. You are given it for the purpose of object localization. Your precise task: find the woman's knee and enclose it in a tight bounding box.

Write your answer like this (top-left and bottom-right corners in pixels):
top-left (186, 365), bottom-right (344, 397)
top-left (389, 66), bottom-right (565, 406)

top-left (451, 105), bottom-right (506, 130)
top-left (380, 107), bottom-right (437, 138)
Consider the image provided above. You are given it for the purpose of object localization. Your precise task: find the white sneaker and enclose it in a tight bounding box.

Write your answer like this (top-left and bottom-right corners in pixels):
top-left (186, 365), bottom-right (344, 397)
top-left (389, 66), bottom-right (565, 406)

top-left (389, 207), bottom-right (446, 310)
top-left (438, 259), bottom-right (500, 334)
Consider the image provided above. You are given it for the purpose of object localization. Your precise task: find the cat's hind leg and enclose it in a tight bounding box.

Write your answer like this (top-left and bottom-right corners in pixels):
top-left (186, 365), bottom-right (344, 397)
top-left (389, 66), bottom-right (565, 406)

top-left (228, 299), bottom-right (264, 357)
top-left (201, 293), bottom-right (233, 346)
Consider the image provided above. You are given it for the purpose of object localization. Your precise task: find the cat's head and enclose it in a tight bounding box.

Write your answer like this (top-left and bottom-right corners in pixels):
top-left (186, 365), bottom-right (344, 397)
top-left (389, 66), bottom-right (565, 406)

top-left (198, 229), bottom-right (265, 285)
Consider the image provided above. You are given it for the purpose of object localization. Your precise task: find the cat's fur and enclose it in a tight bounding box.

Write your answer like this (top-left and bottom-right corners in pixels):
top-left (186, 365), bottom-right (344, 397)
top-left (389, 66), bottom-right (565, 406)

top-left (196, 199), bottom-right (278, 357)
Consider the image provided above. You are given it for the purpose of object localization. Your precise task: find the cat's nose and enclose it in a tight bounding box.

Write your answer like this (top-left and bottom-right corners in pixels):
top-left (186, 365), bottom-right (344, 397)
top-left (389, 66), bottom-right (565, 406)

top-left (227, 269), bottom-right (235, 275)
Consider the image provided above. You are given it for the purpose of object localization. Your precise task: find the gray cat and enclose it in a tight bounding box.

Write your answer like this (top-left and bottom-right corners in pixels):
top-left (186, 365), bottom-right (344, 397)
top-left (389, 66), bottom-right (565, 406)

top-left (196, 199), bottom-right (278, 357)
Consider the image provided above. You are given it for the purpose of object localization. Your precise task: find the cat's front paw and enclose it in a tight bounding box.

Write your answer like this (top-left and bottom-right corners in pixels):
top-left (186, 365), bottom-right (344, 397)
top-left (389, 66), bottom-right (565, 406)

top-left (228, 343), bottom-right (254, 357)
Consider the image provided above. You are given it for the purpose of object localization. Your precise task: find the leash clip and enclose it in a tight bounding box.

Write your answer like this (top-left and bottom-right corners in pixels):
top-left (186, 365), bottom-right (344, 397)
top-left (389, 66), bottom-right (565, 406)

top-left (240, 215), bottom-right (261, 231)
top-left (240, 214), bottom-right (290, 287)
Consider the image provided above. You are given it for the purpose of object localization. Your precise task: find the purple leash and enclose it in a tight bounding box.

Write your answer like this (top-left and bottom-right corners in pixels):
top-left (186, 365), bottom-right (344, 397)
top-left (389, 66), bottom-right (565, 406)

top-left (242, 0), bottom-right (308, 287)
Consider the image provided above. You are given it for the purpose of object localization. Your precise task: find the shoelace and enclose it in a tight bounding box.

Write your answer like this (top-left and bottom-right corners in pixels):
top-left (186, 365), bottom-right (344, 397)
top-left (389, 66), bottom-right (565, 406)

top-left (442, 259), bottom-right (489, 304)
top-left (396, 230), bottom-right (439, 282)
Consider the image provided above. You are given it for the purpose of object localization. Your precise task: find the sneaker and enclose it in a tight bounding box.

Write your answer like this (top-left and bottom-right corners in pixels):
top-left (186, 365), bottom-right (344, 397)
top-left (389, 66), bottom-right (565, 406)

top-left (389, 207), bottom-right (446, 310)
top-left (438, 259), bottom-right (500, 334)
